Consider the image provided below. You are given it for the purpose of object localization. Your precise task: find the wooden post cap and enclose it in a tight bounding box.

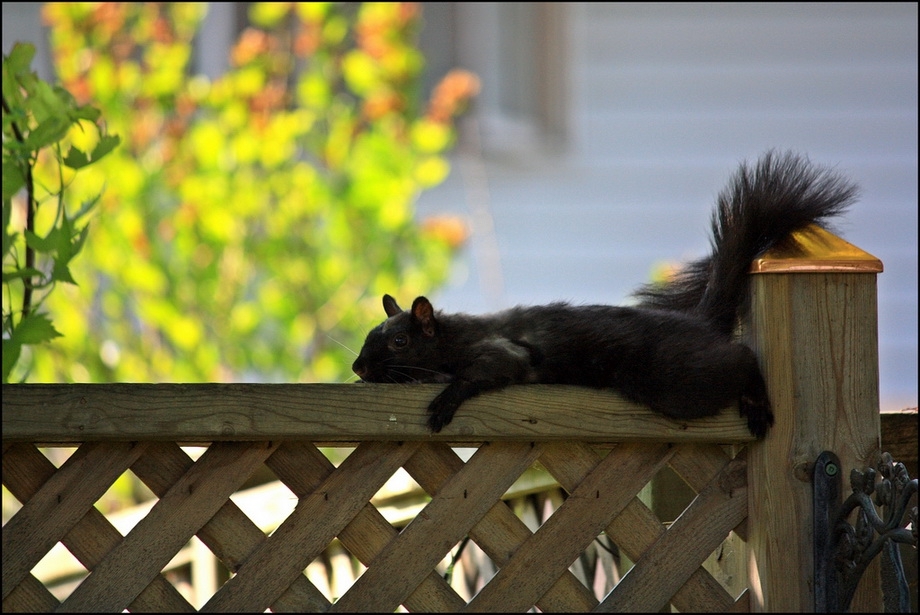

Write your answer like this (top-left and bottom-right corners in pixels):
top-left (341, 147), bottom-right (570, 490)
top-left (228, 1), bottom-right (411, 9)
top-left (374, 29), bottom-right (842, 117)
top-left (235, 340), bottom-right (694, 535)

top-left (751, 224), bottom-right (883, 274)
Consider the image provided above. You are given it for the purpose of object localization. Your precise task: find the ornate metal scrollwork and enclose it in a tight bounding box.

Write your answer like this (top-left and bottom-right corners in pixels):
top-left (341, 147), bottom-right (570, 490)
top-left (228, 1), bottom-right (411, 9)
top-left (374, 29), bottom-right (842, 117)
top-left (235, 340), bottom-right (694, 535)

top-left (814, 451), bottom-right (918, 612)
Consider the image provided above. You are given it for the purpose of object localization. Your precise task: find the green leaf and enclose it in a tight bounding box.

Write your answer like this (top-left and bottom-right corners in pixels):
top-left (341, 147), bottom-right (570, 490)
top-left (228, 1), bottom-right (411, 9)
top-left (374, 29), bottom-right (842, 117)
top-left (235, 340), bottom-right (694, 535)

top-left (51, 261), bottom-right (77, 285)
top-left (2, 339), bottom-right (23, 384)
top-left (72, 193), bottom-right (102, 222)
top-left (64, 134), bottom-right (120, 169)
top-left (63, 146), bottom-right (91, 169)
top-left (90, 133), bottom-right (120, 161)
top-left (1, 159), bottom-right (26, 200)
top-left (2, 199), bottom-right (13, 260)
top-left (30, 80), bottom-right (70, 123)
top-left (70, 102), bottom-right (101, 123)
top-left (1, 268), bottom-right (46, 284)
top-left (23, 116), bottom-right (70, 150)
top-left (10, 312), bottom-right (63, 345)
top-left (49, 214), bottom-right (84, 285)
top-left (24, 228), bottom-right (61, 253)
top-left (3, 43), bottom-right (36, 78)
top-left (1, 43), bottom-right (36, 106)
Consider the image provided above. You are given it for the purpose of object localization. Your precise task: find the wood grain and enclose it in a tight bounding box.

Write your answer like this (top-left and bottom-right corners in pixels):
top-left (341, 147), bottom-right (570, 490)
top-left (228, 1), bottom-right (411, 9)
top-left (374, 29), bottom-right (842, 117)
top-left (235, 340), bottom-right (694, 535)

top-left (3, 444), bottom-right (195, 613)
top-left (201, 440), bottom-right (420, 612)
top-left (2, 441), bottom-right (147, 601)
top-left (1, 443), bottom-right (194, 612)
top-left (403, 443), bottom-right (599, 612)
top-left (330, 441), bottom-right (543, 612)
top-left (745, 272), bottom-right (882, 612)
top-left (2, 382), bottom-right (755, 444)
top-left (466, 442), bottom-right (673, 611)
top-left (57, 441), bottom-right (280, 612)
top-left (598, 454), bottom-right (748, 611)
top-left (130, 442), bottom-right (329, 611)
top-left (266, 441), bottom-right (465, 612)
top-left (539, 442), bottom-right (738, 613)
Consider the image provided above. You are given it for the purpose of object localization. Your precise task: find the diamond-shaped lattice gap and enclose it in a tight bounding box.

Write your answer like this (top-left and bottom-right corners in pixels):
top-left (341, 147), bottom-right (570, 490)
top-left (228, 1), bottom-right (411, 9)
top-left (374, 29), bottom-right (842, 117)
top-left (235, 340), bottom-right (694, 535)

top-left (13, 447), bottom-right (159, 603)
top-left (449, 536), bottom-right (497, 602)
top-left (229, 464), bottom-right (296, 536)
top-left (32, 539), bottom-right (86, 601)
top-left (371, 466), bottom-right (428, 527)
top-left (698, 526), bottom-right (748, 600)
top-left (502, 486), bottom-right (624, 602)
top-left (306, 539), bottom-right (367, 603)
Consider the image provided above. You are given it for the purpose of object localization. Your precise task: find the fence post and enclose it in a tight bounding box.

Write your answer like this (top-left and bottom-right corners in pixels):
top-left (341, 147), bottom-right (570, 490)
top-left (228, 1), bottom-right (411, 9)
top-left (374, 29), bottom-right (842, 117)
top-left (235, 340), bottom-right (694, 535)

top-left (743, 225), bottom-right (884, 612)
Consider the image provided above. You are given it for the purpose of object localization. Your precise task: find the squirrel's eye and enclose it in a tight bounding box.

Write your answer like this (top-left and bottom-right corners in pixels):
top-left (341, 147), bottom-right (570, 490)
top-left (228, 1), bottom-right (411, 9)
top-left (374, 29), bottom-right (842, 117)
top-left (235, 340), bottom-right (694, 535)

top-left (393, 334), bottom-right (409, 348)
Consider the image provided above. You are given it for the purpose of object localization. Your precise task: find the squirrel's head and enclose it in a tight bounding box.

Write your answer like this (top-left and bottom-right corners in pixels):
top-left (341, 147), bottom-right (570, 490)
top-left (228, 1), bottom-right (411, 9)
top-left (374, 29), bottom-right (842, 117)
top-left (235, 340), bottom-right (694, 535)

top-left (352, 294), bottom-right (447, 383)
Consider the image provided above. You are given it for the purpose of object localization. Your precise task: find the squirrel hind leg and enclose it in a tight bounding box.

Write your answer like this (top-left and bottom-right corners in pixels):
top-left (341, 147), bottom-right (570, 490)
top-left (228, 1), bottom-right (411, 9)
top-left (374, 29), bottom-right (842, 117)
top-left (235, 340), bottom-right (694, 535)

top-left (740, 394), bottom-right (773, 439)
top-left (739, 365), bottom-right (774, 438)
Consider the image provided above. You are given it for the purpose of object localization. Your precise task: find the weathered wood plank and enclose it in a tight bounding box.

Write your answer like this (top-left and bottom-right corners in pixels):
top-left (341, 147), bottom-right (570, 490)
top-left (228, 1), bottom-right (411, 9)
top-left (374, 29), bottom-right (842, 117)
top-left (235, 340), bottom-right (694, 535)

top-left (465, 442), bottom-right (673, 611)
top-left (130, 442), bottom-right (329, 612)
top-left (1, 441), bottom-right (147, 600)
top-left (598, 454), bottom-right (748, 612)
top-left (669, 443), bottom-right (749, 543)
top-left (57, 441), bottom-right (280, 612)
top-left (2, 443), bottom-right (194, 612)
top-left (745, 272), bottom-right (882, 612)
top-left (541, 442), bottom-right (737, 613)
top-left (403, 443), bottom-right (598, 612)
top-left (330, 442), bottom-right (544, 612)
top-left (881, 408), bottom-right (918, 469)
top-left (201, 441), bottom-right (420, 613)
top-left (1, 383), bottom-right (755, 443)
top-left (266, 441), bottom-right (465, 612)
top-left (1, 574), bottom-right (59, 612)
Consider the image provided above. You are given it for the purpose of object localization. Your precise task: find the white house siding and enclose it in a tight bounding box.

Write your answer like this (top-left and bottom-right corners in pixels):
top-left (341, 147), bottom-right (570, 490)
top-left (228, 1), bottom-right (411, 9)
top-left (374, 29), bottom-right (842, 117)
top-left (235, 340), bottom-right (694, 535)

top-left (3, 2), bottom-right (916, 411)
top-left (417, 2), bottom-right (917, 412)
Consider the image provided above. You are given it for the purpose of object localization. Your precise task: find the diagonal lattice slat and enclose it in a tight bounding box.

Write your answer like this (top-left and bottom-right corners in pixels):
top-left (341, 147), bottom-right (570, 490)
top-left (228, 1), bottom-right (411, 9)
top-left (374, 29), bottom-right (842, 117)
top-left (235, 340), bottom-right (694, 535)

top-left (465, 442), bottom-right (675, 611)
top-left (267, 441), bottom-right (466, 612)
top-left (2, 439), bottom-right (754, 612)
top-left (201, 440), bottom-right (422, 612)
top-left (403, 442), bottom-right (599, 612)
top-left (1, 443), bottom-right (194, 612)
top-left (2, 442), bottom-right (148, 601)
top-left (669, 443), bottom-right (749, 542)
top-left (330, 441), bottom-right (545, 612)
top-left (58, 441), bottom-right (281, 612)
top-left (130, 441), bottom-right (329, 612)
top-left (598, 451), bottom-right (748, 611)
top-left (535, 442), bottom-right (741, 612)
top-left (2, 573), bottom-right (60, 613)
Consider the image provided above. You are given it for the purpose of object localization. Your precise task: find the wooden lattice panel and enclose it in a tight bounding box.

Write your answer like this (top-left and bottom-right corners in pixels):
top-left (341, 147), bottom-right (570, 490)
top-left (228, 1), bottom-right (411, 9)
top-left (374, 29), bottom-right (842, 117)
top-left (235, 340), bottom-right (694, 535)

top-left (3, 439), bottom-right (749, 612)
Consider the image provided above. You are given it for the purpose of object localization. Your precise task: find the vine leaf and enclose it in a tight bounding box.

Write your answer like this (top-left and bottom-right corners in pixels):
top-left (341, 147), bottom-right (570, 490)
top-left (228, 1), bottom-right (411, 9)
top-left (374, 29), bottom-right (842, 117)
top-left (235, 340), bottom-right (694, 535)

top-left (64, 134), bottom-right (121, 169)
top-left (10, 311), bottom-right (62, 344)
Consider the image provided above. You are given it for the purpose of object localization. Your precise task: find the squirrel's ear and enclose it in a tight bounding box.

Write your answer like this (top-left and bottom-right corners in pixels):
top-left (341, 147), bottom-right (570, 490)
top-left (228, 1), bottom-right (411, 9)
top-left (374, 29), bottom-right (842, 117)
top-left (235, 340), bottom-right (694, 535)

top-left (410, 297), bottom-right (437, 337)
top-left (382, 294), bottom-right (402, 317)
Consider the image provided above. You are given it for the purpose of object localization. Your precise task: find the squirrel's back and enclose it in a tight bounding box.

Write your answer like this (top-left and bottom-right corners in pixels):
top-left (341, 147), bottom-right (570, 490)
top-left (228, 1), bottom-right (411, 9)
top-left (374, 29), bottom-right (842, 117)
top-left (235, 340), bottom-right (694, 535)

top-left (633, 150), bottom-right (858, 336)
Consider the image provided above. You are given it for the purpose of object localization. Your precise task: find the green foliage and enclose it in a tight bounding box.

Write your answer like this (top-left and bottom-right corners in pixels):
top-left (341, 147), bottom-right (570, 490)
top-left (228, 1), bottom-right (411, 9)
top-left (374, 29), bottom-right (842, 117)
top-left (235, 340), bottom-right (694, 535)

top-left (2, 41), bottom-right (119, 383)
top-left (19, 2), bottom-right (477, 383)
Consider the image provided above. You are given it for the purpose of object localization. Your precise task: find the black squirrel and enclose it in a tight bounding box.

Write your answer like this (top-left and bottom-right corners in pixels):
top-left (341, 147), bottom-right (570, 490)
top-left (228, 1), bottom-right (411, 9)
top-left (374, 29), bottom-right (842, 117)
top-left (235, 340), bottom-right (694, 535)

top-left (352, 151), bottom-right (858, 438)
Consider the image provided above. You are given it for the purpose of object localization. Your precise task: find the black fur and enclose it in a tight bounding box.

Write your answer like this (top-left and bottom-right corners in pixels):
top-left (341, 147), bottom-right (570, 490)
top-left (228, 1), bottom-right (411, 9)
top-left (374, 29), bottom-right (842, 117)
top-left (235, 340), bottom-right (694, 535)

top-left (352, 151), bottom-right (858, 437)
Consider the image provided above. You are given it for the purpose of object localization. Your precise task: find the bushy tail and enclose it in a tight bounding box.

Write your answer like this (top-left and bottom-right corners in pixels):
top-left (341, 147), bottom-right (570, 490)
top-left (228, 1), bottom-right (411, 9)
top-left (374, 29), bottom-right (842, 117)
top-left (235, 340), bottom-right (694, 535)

top-left (634, 150), bottom-right (858, 336)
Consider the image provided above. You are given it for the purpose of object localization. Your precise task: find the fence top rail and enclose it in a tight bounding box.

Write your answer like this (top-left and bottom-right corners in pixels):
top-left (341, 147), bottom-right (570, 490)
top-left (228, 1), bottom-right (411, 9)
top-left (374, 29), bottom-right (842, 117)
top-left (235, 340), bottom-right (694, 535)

top-left (1, 383), bottom-right (755, 445)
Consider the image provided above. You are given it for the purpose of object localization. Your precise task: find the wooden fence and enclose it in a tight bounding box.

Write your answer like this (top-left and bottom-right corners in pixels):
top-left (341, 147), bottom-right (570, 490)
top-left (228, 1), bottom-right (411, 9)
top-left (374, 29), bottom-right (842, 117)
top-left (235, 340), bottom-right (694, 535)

top-left (1, 226), bottom-right (892, 612)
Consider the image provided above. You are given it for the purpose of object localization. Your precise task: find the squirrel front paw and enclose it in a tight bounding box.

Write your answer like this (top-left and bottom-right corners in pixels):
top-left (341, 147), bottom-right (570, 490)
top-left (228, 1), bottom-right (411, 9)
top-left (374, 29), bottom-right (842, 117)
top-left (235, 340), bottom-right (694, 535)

top-left (428, 385), bottom-right (464, 433)
top-left (426, 390), bottom-right (461, 433)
